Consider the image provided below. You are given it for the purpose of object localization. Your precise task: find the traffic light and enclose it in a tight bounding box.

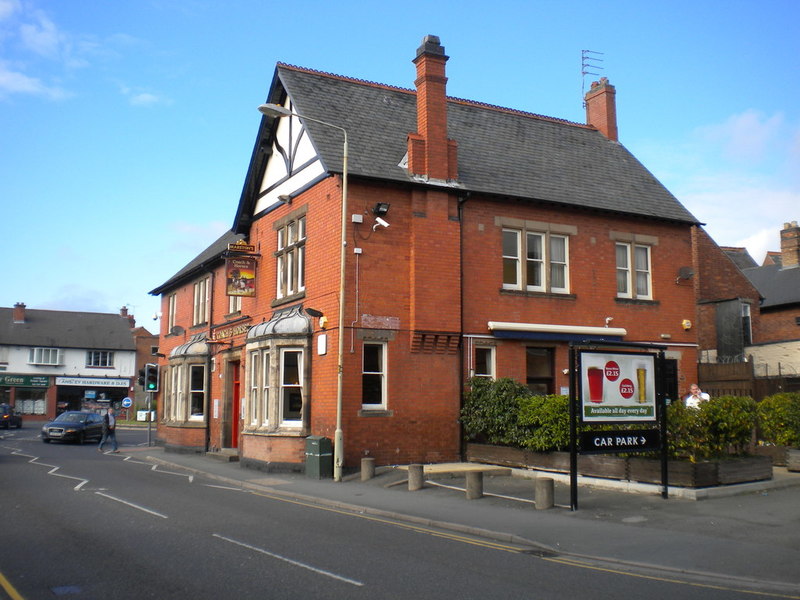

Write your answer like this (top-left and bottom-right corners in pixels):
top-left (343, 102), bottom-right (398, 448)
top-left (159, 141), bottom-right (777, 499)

top-left (137, 367), bottom-right (146, 387)
top-left (144, 363), bottom-right (159, 393)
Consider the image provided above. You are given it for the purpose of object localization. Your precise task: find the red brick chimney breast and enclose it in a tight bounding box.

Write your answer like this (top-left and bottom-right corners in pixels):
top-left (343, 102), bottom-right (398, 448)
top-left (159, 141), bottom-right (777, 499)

top-left (585, 77), bottom-right (619, 142)
top-left (13, 302), bottom-right (25, 323)
top-left (780, 220), bottom-right (800, 268)
top-left (408, 35), bottom-right (457, 180)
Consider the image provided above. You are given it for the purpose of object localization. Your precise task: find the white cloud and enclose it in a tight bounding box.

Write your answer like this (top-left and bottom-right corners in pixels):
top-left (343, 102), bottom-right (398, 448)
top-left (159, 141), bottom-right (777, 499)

top-left (695, 109), bottom-right (784, 164)
top-left (0, 59), bottom-right (67, 98)
top-left (638, 109), bottom-right (800, 264)
top-left (19, 10), bottom-right (61, 58)
top-left (0, 0), bottom-right (20, 21)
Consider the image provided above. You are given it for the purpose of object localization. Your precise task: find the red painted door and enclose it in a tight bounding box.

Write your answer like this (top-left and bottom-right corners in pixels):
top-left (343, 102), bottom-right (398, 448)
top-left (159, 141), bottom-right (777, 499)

top-left (229, 361), bottom-right (241, 448)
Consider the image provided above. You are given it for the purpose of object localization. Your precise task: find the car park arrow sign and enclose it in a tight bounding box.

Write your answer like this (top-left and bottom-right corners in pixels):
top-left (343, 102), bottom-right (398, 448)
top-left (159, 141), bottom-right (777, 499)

top-left (579, 429), bottom-right (660, 454)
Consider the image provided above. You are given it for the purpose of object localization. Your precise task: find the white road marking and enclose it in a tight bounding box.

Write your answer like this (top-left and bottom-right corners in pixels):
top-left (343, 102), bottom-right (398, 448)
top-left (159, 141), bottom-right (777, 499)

top-left (95, 492), bottom-right (168, 519)
top-left (213, 534), bottom-right (364, 587)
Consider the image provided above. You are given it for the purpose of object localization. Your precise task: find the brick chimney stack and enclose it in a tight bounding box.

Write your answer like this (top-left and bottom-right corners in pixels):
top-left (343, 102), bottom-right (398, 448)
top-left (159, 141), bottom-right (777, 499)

top-left (407, 35), bottom-right (458, 181)
top-left (780, 220), bottom-right (800, 268)
top-left (585, 77), bottom-right (618, 142)
top-left (120, 306), bottom-right (136, 328)
top-left (13, 302), bottom-right (26, 323)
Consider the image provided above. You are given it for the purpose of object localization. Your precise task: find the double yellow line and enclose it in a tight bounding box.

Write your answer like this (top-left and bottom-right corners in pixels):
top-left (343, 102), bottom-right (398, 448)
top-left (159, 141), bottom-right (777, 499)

top-left (251, 489), bottom-right (800, 599)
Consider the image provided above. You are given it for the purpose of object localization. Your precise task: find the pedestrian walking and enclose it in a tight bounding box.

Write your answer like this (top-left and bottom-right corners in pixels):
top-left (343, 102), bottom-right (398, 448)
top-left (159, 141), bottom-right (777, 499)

top-left (98, 407), bottom-right (119, 453)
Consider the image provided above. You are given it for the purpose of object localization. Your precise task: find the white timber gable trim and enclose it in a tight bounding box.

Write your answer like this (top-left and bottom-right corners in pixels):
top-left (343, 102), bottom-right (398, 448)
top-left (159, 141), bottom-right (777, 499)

top-left (255, 100), bottom-right (326, 215)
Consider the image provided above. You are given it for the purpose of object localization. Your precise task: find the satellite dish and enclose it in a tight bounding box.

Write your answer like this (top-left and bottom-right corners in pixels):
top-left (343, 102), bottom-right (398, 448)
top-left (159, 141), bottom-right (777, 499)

top-left (171, 325), bottom-right (185, 336)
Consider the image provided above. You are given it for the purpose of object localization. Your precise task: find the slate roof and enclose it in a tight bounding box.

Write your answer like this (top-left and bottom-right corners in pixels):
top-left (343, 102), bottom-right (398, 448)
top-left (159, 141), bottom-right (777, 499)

top-left (150, 230), bottom-right (245, 295)
top-left (238, 64), bottom-right (699, 227)
top-left (721, 247), bottom-right (758, 270)
top-left (0, 308), bottom-right (136, 350)
top-left (742, 264), bottom-right (800, 309)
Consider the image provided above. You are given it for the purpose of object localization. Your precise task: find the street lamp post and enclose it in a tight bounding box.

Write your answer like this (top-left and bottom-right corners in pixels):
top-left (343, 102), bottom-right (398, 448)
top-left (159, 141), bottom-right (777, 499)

top-left (258, 103), bottom-right (348, 482)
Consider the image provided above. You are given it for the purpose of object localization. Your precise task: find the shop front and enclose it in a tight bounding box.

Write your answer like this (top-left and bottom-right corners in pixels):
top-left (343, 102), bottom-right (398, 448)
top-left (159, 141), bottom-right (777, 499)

top-left (0, 374), bottom-right (50, 417)
top-left (54, 376), bottom-right (132, 415)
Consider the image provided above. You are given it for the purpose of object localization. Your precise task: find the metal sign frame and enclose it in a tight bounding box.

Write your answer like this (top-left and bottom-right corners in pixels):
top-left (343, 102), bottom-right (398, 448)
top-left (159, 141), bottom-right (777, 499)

top-left (569, 341), bottom-right (669, 510)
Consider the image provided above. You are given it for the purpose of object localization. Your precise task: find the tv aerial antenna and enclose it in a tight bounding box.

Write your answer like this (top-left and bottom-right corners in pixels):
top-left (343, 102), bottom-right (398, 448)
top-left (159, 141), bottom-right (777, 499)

top-left (581, 49), bottom-right (604, 107)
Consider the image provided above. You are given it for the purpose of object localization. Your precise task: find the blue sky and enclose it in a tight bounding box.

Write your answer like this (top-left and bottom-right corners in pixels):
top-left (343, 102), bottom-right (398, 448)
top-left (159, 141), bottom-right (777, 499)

top-left (1, 0), bottom-right (798, 330)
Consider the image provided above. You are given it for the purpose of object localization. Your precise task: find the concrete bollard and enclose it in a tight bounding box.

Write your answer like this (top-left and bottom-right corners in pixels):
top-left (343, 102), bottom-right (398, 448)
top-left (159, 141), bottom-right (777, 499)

top-left (465, 470), bottom-right (484, 500)
top-left (535, 477), bottom-right (554, 510)
top-left (408, 464), bottom-right (424, 491)
top-left (361, 457), bottom-right (376, 481)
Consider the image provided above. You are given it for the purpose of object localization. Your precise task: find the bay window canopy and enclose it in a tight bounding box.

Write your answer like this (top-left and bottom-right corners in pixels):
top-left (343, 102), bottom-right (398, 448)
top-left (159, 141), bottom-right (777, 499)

top-left (246, 305), bottom-right (312, 340)
top-left (170, 333), bottom-right (211, 357)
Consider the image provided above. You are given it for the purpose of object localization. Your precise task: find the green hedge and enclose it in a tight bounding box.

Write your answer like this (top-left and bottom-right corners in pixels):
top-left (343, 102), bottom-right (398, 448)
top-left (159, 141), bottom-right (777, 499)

top-left (461, 378), bottom-right (758, 460)
top-left (757, 392), bottom-right (800, 448)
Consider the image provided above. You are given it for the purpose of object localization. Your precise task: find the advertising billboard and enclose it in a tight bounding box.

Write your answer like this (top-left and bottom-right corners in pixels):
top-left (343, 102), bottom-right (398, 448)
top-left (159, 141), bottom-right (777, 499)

top-left (580, 351), bottom-right (656, 422)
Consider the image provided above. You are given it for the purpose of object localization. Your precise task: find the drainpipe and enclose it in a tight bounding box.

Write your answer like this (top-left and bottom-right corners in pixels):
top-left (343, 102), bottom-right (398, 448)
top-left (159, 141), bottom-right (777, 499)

top-left (457, 192), bottom-right (470, 460)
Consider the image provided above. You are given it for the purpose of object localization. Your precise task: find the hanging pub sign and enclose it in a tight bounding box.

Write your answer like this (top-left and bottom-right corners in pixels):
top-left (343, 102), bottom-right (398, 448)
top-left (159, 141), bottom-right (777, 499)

top-left (225, 256), bottom-right (257, 297)
top-left (579, 351), bottom-right (656, 422)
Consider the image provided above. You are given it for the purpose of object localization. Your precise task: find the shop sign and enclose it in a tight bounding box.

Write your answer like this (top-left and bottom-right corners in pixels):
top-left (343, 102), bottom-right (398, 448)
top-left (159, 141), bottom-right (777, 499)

top-left (56, 377), bottom-right (129, 387)
top-left (0, 374), bottom-right (50, 387)
top-left (226, 256), bottom-right (257, 297)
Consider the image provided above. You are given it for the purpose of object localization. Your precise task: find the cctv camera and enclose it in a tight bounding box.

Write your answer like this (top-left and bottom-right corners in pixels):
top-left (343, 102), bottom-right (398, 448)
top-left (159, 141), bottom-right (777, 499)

top-left (375, 217), bottom-right (390, 228)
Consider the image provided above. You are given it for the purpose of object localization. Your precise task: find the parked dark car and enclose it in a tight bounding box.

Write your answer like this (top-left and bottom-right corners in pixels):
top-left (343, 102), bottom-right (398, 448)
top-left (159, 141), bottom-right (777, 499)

top-left (0, 404), bottom-right (22, 429)
top-left (41, 411), bottom-right (104, 444)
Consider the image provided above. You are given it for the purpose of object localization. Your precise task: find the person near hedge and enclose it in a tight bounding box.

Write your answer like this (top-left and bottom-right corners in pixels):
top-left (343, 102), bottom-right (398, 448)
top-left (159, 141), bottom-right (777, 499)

top-left (684, 383), bottom-right (710, 409)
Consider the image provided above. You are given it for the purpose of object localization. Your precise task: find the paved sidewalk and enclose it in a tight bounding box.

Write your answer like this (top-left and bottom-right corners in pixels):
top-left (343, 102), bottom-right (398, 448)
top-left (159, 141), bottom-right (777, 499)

top-left (131, 446), bottom-right (800, 594)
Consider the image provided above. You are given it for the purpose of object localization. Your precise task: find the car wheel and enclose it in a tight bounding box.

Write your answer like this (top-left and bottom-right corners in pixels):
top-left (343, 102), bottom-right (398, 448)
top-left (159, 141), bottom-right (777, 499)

top-left (78, 432), bottom-right (86, 445)
top-left (42, 438), bottom-right (50, 443)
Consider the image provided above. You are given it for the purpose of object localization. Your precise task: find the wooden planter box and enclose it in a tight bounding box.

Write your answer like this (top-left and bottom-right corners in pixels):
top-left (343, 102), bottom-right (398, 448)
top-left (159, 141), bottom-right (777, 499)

top-left (753, 445), bottom-right (789, 466)
top-left (466, 443), bottom-right (774, 488)
top-left (788, 448), bottom-right (800, 472)
top-left (628, 457), bottom-right (717, 488)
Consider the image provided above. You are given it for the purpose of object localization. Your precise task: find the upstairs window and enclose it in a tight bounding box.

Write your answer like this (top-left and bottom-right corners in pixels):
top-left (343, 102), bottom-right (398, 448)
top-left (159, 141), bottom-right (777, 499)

top-left (276, 215), bottom-right (306, 300)
top-left (502, 228), bottom-right (570, 293)
top-left (193, 277), bottom-right (210, 325)
top-left (742, 303), bottom-right (752, 347)
top-left (28, 348), bottom-right (63, 366)
top-left (86, 351), bottom-right (114, 368)
top-left (616, 243), bottom-right (652, 300)
top-left (167, 293), bottom-right (177, 332)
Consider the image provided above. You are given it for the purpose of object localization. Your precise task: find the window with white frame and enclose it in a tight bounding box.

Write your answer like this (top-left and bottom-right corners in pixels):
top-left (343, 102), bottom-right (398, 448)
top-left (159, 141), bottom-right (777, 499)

top-left (193, 278), bottom-right (210, 325)
top-left (86, 351), bottom-right (114, 368)
top-left (473, 346), bottom-right (495, 379)
top-left (261, 352), bottom-right (271, 426)
top-left (249, 351), bottom-right (259, 425)
top-left (228, 294), bottom-right (242, 314)
top-left (616, 243), bottom-right (652, 299)
top-left (276, 215), bottom-right (306, 300)
top-left (280, 349), bottom-right (303, 425)
top-left (167, 293), bottom-right (177, 332)
top-left (189, 364), bottom-right (205, 419)
top-left (502, 228), bottom-right (570, 293)
top-left (362, 342), bottom-right (387, 408)
top-left (742, 303), bottom-right (752, 346)
top-left (171, 365), bottom-right (184, 422)
top-left (28, 348), bottom-right (63, 366)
